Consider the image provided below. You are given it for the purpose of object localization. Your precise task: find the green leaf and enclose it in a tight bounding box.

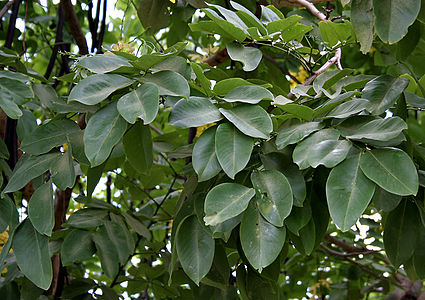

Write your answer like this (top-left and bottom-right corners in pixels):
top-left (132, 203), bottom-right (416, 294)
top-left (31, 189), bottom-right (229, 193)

top-left (122, 212), bottom-right (152, 240)
top-left (20, 119), bottom-right (80, 155)
top-left (68, 74), bottom-right (134, 105)
top-left (13, 219), bottom-right (52, 290)
top-left (319, 21), bottom-right (353, 47)
top-left (222, 85), bottom-right (273, 104)
top-left (338, 116), bottom-right (407, 141)
top-left (136, 0), bottom-right (170, 34)
top-left (219, 105), bottom-right (272, 139)
top-left (215, 123), bottom-right (254, 179)
top-left (152, 56), bottom-right (192, 80)
top-left (0, 86), bottom-right (23, 119)
top-left (293, 129), bottom-right (340, 169)
top-left (61, 229), bottom-right (96, 266)
top-left (213, 78), bottom-right (258, 95)
top-left (169, 97), bottom-right (222, 128)
top-left (276, 121), bottom-right (324, 150)
top-left (412, 227), bottom-right (425, 279)
top-left (325, 99), bottom-right (370, 119)
top-left (130, 43), bottom-right (186, 71)
top-left (266, 15), bottom-right (302, 33)
top-left (362, 75), bottom-right (409, 115)
top-left (28, 182), bottom-right (54, 236)
top-left (66, 209), bottom-right (108, 228)
top-left (307, 140), bottom-right (352, 168)
top-left (204, 183), bottom-right (255, 226)
top-left (3, 153), bottom-right (61, 193)
top-left (50, 148), bottom-right (76, 190)
top-left (141, 70), bottom-right (190, 98)
top-left (0, 77), bottom-right (33, 101)
top-left (384, 200), bottom-right (420, 267)
top-left (117, 83), bottom-right (159, 124)
top-left (92, 226), bottom-right (119, 278)
top-left (230, 1), bottom-right (267, 35)
top-left (373, 0), bottom-right (420, 43)
top-left (285, 205), bottom-right (312, 236)
top-left (123, 122), bottom-right (153, 173)
top-left (251, 170), bottom-right (293, 227)
top-left (352, 0), bottom-right (374, 53)
top-left (226, 43), bottom-right (262, 72)
top-left (279, 104), bottom-right (314, 121)
top-left (360, 149), bottom-right (419, 196)
top-left (176, 215), bottom-right (215, 285)
top-left (193, 126), bottom-right (221, 182)
top-left (240, 203), bottom-right (286, 272)
top-left (203, 8), bottom-right (247, 42)
top-left (77, 54), bottom-right (132, 73)
top-left (84, 102), bottom-right (127, 167)
top-left (191, 63), bottom-right (213, 96)
top-left (326, 154), bottom-right (376, 231)
top-left (104, 213), bottom-right (135, 265)
top-left (372, 187), bottom-right (402, 212)
top-left (0, 195), bottom-right (18, 232)
top-left (261, 152), bottom-right (306, 207)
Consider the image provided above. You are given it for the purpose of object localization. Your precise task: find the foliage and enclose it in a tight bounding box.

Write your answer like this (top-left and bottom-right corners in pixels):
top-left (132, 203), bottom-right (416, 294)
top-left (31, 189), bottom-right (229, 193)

top-left (1, 0), bottom-right (425, 299)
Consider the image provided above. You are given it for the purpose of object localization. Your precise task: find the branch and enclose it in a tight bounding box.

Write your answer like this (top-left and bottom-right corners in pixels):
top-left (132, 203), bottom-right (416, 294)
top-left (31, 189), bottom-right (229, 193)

top-left (45, 4), bottom-right (65, 79)
top-left (272, 0), bottom-right (336, 7)
top-left (60, 0), bottom-right (89, 54)
top-left (0, 0), bottom-right (16, 20)
top-left (324, 234), bottom-right (364, 253)
top-left (304, 48), bottom-right (342, 85)
top-left (202, 48), bottom-right (229, 66)
top-left (291, 0), bottom-right (326, 21)
top-left (96, 0), bottom-right (107, 53)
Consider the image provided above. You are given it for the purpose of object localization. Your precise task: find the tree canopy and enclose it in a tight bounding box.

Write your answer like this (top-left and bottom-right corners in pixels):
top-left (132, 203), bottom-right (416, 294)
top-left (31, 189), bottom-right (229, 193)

top-left (1, 0), bottom-right (425, 299)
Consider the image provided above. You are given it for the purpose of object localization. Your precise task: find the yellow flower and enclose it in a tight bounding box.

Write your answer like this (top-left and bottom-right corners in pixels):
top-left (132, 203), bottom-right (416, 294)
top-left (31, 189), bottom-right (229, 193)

top-left (189, 44), bottom-right (219, 62)
top-left (169, 0), bottom-right (176, 3)
top-left (111, 41), bottom-right (135, 54)
top-left (309, 278), bottom-right (332, 297)
top-left (196, 123), bottom-right (216, 137)
top-left (289, 66), bottom-right (309, 89)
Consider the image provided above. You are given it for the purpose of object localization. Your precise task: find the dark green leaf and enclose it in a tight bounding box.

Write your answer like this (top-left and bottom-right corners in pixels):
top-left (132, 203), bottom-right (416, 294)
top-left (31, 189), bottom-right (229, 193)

top-left (169, 97), bottom-right (222, 128)
top-left (276, 121), bottom-right (324, 150)
top-left (352, 0), bottom-right (374, 53)
top-left (226, 43), bottom-right (262, 72)
top-left (28, 182), bottom-right (54, 236)
top-left (92, 226), bottom-right (119, 278)
top-left (61, 230), bottom-right (96, 266)
top-left (326, 154), bottom-right (375, 231)
top-left (222, 85), bottom-right (273, 104)
top-left (123, 122), bottom-right (153, 173)
top-left (141, 70), bottom-right (190, 98)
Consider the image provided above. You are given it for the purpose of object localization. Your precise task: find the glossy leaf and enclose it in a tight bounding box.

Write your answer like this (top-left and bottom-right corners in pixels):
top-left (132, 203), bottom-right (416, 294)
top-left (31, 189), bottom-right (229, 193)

top-left (66, 209), bottom-right (108, 228)
top-left (360, 149), bottom-right (418, 196)
top-left (122, 212), bottom-right (152, 240)
top-left (373, 0), bottom-right (420, 43)
top-left (20, 119), bottom-right (80, 155)
top-left (123, 122), bottom-right (153, 173)
top-left (326, 154), bottom-right (376, 231)
top-left (169, 97), bottom-right (222, 128)
top-left (78, 54), bottom-right (132, 73)
top-left (352, 0), bottom-right (374, 53)
top-left (307, 140), bottom-right (352, 168)
top-left (204, 183), bottom-right (255, 226)
top-left (84, 102), bottom-right (127, 167)
top-left (92, 226), bottom-right (119, 278)
top-left (68, 74), bottom-right (133, 105)
top-left (219, 105), bottom-right (272, 139)
top-left (192, 126), bottom-right (221, 182)
top-left (226, 43), bottom-right (262, 72)
top-left (240, 203), bottom-right (286, 272)
top-left (276, 122), bottom-right (324, 149)
top-left (325, 99), bottom-right (370, 119)
top-left (293, 129), bottom-right (340, 169)
top-left (51, 148), bottom-right (76, 190)
top-left (215, 123), bottom-right (254, 179)
top-left (338, 116), bottom-right (407, 141)
top-left (384, 200), bottom-right (420, 268)
top-left (3, 153), bottom-right (61, 193)
top-left (203, 8), bottom-right (247, 42)
top-left (104, 214), bottom-right (135, 265)
top-left (0, 86), bottom-right (23, 119)
top-left (141, 70), bottom-right (190, 98)
top-left (176, 215), bottom-right (215, 285)
top-left (13, 219), bottom-right (52, 290)
top-left (61, 230), bottom-right (96, 266)
top-left (117, 82), bottom-right (159, 124)
top-left (222, 85), bottom-right (273, 104)
top-left (251, 170), bottom-right (293, 227)
top-left (28, 182), bottom-right (54, 236)
top-left (362, 75), bottom-right (409, 114)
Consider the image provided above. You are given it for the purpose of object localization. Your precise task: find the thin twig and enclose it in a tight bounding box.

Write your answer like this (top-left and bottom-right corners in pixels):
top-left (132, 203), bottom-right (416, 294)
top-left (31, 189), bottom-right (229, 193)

top-left (0, 0), bottom-right (15, 19)
top-left (149, 124), bottom-right (163, 135)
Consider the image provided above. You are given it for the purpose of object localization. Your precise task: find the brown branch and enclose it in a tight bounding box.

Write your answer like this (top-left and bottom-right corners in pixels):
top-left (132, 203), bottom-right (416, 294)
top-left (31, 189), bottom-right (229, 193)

top-left (324, 234), bottom-right (365, 253)
top-left (304, 48), bottom-right (342, 85)
top-left (60, 0), bottom-right (89, 54)
top-left (272, 0), bottom-right (336, 7)
top-left (0, 0), bottom-right (15, 19)
top-left (202, 48), bottom-right (229, 66)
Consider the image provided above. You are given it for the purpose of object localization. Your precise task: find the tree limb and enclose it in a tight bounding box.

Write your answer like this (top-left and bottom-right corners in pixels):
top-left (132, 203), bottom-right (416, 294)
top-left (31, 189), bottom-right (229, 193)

top-left (60, 0), bottom-right (89, 54)
top-left (0, 0), bottom-right (16, 20)
top-left (272, 0), bottom-right (336, 7)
